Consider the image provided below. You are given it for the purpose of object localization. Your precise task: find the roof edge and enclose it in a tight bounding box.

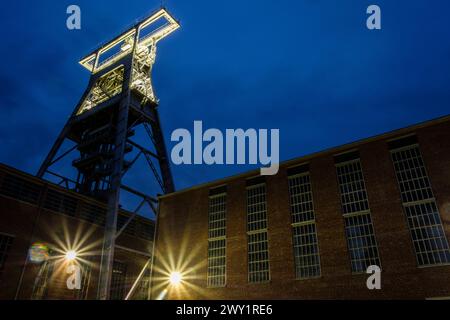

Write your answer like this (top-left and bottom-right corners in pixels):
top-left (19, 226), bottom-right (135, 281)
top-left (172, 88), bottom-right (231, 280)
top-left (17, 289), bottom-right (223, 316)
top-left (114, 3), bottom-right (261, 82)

top-left (159, 114), bottom-right (450, 200)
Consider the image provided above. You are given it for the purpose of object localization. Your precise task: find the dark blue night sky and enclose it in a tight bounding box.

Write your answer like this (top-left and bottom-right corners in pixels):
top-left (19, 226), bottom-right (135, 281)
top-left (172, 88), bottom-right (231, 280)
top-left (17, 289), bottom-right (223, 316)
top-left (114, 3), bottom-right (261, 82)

top-left (1, 1), bottom-right (449, 216)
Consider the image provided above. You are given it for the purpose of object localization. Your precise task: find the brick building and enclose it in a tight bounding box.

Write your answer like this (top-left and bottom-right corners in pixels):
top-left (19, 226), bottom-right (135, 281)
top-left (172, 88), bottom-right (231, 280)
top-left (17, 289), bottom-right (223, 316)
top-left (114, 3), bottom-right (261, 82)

top-left (151, 115), bottom-right (450, 300)
top-left (0, 164), bottom-right (154, 300)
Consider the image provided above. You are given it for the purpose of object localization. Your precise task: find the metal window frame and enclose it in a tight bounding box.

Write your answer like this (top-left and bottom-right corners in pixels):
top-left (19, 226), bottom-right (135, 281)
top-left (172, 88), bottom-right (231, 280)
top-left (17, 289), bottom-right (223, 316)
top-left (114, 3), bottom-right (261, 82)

top-left (75, 257), bottom-right (94, 300)
top-left (404, 201), bottom-right (450, 267)
top-left (390, 144), bottom-right (433, 203)
top-left (335, 157), bottom-right (381, 273)
top-left (291, 222), bottom-right (321, 280)
top-left (288, 172), bottom-right (315, 224)
top-left (287, 172), bottom-right (322, 280)
top-left (207, 238), bottom-right (227, 288)
top-left (0, 233), bottom-right (15, 275)
top-left (336, 159), bottom-right (370, 214)
top-left (110, 260), bottom-right (128, 300)
top-left (246, 183), bottom-right (270, 283)
top-left (246, 183), bottom-right (268, 232)
top-left (31, 259), bottom-right (55, 300)
top-left (207, 192), bottom-right (227, 288)
top-left (343, 211), bottom-right (381, 273)
top-left (247, 230), bottom-right (270, 283)
top-left (390, 143), bottom-right (450, 267)
top-left (208, 193), bottom-right (227, 239)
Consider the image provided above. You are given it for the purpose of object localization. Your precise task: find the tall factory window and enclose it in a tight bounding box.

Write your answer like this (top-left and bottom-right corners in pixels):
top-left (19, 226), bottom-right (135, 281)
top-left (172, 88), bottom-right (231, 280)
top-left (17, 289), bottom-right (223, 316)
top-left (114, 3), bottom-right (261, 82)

top-left (75, 258), bottom-right (93, 300)
top-left (0, 233), bottom-right (14, 277)
top-left (287, 164), bottom-right (321, 279)
top-left (134, 267), bottom-right (151, 300)
top-left (207, 186), bottom-right (227, 287)
top-left (389, 136), bottom-right (450, 266)
top-left (335, 152), bottom-right (381, 273)
top-left (110, 261), bottom-right (127, 300)
top-left (31, 260), bottom-right (55, 300)
top-left (246, 178), bottom-right (270, 283)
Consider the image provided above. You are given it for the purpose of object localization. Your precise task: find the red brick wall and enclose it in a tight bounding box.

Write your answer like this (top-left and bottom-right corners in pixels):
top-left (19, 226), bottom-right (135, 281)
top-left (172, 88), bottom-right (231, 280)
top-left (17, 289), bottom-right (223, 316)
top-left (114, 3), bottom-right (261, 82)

top-left (0, 197), bottom-right (37, 299)
top-left (0, 177), bottom-right (153, 300)
top-left (152, 120), bottom-right (450, 300)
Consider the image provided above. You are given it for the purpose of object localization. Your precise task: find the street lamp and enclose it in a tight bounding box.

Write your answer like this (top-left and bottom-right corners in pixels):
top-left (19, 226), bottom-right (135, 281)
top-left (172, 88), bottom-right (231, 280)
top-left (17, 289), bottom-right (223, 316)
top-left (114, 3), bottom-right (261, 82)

top-left (65, 250), bottom-right (77, 261)
top-left (169, 271), bottom-right (182, 286)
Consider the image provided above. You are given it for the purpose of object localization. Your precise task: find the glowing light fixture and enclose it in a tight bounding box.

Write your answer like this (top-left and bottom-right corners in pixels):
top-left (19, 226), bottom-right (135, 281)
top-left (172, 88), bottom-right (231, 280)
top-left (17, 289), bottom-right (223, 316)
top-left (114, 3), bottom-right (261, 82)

top-left (65, 250), bottom-right (77, 261)
top-left (121, 43), bottom-right (132, 51)
top-left (79, 8), bottom-right (180, 73)
top-left (169, 271), bottom-right (182, 285)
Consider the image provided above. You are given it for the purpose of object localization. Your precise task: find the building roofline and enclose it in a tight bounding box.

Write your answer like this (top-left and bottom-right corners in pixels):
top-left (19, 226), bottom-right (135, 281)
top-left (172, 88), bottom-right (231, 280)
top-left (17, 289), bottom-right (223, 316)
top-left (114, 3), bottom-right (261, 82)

top-left (159, 114), bottom-right (450, 200)
top-left (0, 162), bottom-right (154, 224)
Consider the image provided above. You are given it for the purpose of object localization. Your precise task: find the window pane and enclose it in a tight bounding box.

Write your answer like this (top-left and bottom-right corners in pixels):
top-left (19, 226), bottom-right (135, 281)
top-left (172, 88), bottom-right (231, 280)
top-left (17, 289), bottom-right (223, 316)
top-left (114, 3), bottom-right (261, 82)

top-left (246, 184), bottom-right (270, 283)
top-left (391, 145), bottom-right (450, 266)
top-left (336, 159), bottom-right (381, 273)
top-left (207, 192), bottom-right (226, 287)
top-left (110, 261), bottom-right (127, 300)
top-left (0, 234), bottom-right (14, 276)
top-left (288, 173), bottom-right (321, 279)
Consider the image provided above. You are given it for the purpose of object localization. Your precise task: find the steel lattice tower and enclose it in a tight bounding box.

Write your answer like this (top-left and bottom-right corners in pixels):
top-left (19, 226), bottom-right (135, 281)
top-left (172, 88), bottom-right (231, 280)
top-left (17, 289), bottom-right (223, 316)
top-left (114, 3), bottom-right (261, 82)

top-left (37, 8), bottom-right (179, 299)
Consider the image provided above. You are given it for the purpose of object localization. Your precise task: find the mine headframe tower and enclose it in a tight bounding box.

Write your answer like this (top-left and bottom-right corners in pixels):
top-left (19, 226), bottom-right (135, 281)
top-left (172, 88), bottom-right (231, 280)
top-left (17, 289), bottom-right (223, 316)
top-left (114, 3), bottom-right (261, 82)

top-left (36, 8), bottom-right (179, 299)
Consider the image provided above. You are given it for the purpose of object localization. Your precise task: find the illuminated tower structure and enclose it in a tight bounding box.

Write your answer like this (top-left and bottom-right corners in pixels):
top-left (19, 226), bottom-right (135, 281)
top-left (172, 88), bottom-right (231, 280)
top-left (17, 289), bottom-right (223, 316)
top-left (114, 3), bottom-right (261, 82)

top-left (37, 8), bottom-right (180, 299)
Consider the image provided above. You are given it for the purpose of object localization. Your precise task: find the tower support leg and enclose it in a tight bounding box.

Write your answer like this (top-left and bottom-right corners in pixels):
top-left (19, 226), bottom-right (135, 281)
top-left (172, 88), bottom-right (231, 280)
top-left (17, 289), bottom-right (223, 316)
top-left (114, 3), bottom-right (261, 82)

top-left (97, 65), bottom-right (132, 300)
top-left (37, 126), bottom-right (70, 178)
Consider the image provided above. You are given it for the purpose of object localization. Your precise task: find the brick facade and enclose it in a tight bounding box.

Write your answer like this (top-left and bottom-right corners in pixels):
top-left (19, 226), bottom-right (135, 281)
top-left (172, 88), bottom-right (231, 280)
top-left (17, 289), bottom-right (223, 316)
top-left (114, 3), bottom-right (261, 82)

top-left (152, 116), bottom-right (450, 300)
top-left (0, 164), bottom-right (154, 300)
